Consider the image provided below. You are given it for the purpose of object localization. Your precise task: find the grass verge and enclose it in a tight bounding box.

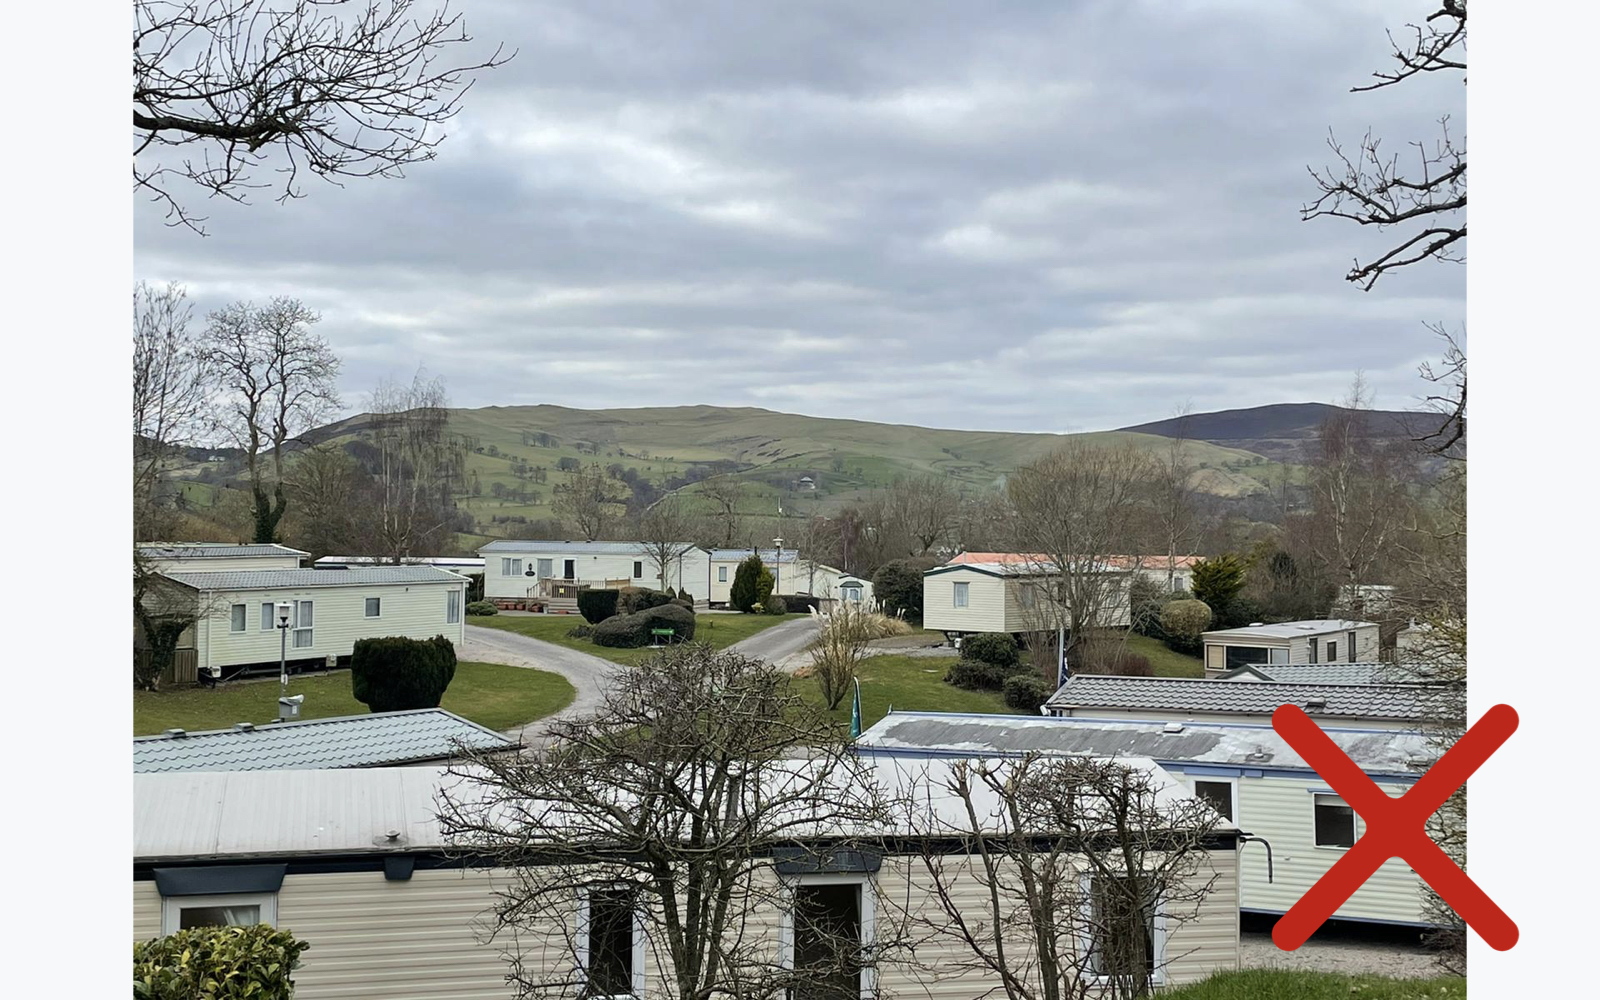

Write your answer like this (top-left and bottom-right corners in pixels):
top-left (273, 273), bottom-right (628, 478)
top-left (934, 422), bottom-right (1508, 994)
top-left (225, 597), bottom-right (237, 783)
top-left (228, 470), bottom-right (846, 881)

top-left (1162, 970), bottom-right (1463, 999)
top-left (472, 611), bottom-right (809, 666)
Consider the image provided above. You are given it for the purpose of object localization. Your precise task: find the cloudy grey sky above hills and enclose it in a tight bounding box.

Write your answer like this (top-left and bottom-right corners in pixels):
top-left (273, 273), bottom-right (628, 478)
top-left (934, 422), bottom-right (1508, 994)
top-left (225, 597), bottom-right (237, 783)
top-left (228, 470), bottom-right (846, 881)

top-left (134, 0), bottom-right (1465, 434)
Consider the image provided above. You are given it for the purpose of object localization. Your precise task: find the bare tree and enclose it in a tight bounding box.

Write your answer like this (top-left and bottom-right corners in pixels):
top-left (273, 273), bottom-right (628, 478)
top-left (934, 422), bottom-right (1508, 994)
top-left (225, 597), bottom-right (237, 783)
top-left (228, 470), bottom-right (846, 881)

top-left (283, 443), bottom-right (374, 558)
top-left (133, 281), bottom-right (210, 540)
top-left (202, 298), bottom-right (342, 543)
top-left (805, 602), bottom-right (874, 711)
top-left (133, 0), bottom-right (509, 233)
top-left (953, 489), bottom-right (1014, 554)
top-left (1306, 376), bottom-right (1415, 593)
top-left (552, 462), bottom-right (628, 541)
top-left (636, 495), bottom-right (698, 593)
top-left (1006, 440), bottom-right (1154, 666)
top-left (889, 754), bottom-right (1223, 1000)
top-left (1149, 407), bottom-right (1198, 593)
top-left (698, 476), bottom-right (748, 548)
top-left (366, 370), bottom-right (465, 561)
top-left (885, 474), bottom-right (960, 555)
top-left (1304, 1), bottom-right (1467, 452)
top-left (438, 645), bottom-right (890, 1000)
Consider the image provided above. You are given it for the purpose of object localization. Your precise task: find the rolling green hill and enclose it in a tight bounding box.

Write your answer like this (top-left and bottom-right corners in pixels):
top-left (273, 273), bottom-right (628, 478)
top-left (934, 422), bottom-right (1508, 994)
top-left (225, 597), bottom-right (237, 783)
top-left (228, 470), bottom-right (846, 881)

top-left (291, 404), bottom-right (1295, 544)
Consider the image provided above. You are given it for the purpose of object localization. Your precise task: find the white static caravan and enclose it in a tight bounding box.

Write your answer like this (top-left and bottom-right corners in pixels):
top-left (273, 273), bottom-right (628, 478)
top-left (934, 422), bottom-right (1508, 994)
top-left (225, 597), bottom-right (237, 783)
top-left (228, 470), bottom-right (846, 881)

top-left (947, 551), bottom-right (1199, 595)
top-left (138, 542), bottom-right (308, 574)
top-left (1201, 620), bottom-right (1381, 679)
top-left (160, 566), bottom-right (468, 678)
top-left (921, 561), bottom-right (1132, 640)
top-left (836, 574), bottom-right (875, 607)
top-left (314, 555), bottom-right (486, 576)
top-left (706, 548), bottom-right (842, 604)
top-left (856, 712), bottom-right (1436, 928)
top-left (1042, 674), bottom-right (1438, 733)
top-left (478, 540), bottom-right (710, 602)
top-left (134, 761), bottom-right (1241, 1000)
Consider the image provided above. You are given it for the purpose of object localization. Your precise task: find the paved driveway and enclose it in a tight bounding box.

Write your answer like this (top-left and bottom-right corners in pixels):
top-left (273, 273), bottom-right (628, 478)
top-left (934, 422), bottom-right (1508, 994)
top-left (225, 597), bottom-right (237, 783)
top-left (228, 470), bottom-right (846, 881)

top-left (725, 616), bottom-right (821, 672)
top-left (462, 624), bottom-right (621, 744)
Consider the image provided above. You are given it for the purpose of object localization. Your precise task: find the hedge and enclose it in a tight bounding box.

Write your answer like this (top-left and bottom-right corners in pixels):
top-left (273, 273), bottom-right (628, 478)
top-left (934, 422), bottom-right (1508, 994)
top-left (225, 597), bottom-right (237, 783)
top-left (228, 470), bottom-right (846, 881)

top-left (960, 633), bottom-right (1019, 669)
top-left (577, 588), bottom-right (620, 624)
top-left (945, 656), bottom-right (1027, 692)
top-left (465, 600), bottom-right (498, 617)
top-left (781, 594), bottom-right (824, 613)
top-left (350, 635), bottom-right (458, 712)
top-left (134, 925), bottom-right (309, 1000)
top-left (593, 604), bottom-right (697, 648)
top-left (1003, 674), bottom-right (1054, 712)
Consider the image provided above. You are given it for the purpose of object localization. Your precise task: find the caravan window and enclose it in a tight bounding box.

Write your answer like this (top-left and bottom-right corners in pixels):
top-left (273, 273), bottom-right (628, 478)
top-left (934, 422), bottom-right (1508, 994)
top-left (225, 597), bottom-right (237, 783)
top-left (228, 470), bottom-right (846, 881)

top-left (952, 582), bottom-right (969, 608)
top-left (447, 590), bottom-right (462, 624)
top-left (581, 888), bottom-right (637, 998)
top-left (633, 560), bottom-right (643, 579)
top-left (292, 600), bottom-right (313, 648)
top-left (365, 597), bottom-right (381, 618)
top-left (1314, 794), bottom-right (1356, 848)
top-left (719, 566), bottom-right (729, 583)
top-left (260, 603), bottom-right (275, 631)
top-left (161, 893), bottom-right (276, 936)
top-left (1084, 876), bottom-right (1161, 983)
top-left (502, 558), bottom-right (523, 576)
top-left (1193, 780), bottom-right (1235, 822)
top-left (229, 604), bottom-right (246, 633)
top-left (792, 882), bottom-right (865, 1000)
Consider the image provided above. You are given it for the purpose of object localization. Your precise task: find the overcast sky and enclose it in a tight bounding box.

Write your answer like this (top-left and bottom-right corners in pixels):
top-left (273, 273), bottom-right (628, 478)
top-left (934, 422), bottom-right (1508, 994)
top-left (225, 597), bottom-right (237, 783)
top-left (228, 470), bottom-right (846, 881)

top-left (134, 0), bottom-right (1465, 434)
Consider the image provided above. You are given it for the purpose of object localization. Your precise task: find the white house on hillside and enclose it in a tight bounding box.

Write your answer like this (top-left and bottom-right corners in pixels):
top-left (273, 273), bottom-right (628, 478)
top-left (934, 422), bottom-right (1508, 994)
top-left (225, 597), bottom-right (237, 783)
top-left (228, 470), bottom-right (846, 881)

top-left (157, 566), bottom-right (467, 680)
top-left (478, 540), bottom-right (711, 603)
top-left (138, 542), bottom-right (307, 574)
top-left (706, 548), bottom-right (842, 604)
top-left (1201, 620), bottom-right (1380, 678)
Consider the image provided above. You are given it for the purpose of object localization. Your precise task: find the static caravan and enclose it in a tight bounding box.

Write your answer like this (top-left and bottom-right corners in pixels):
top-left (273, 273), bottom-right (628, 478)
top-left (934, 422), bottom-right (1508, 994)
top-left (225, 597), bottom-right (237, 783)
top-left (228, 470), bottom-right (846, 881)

top-left (922, 561), bottom-right (1131, 641)
top-left (159, 566), bottom-right (468, 679)
top-left (836, 574), bottom-right (875, 607)
top-left (138, 542), bottom-right (308, 574)
top-left (478, 540), bottom-right (710, 604)
top-left (314, 555), bottom-right (486, 575)
top-left (1201, 620), bottom-right (1381, 679)
top-left (947, 551), bottom-right (1199, 595)
top-left (135, 761), bottom-right (1241, 1000)
top-left (856, 711), bottom-right (1437, 928)
top-left (707, 548), bottom-right (842, 604)
top-left (1042, 674), bottom-right (1438, 732)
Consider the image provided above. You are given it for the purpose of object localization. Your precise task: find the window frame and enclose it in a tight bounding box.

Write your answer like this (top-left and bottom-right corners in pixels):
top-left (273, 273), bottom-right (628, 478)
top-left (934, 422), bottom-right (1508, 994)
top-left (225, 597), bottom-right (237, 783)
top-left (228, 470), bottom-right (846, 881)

top-left (633, 560), bottom-right (644, 579)
top-left (1326, 639), bottom-right (1339, 662)
top-left (364, 597), bottom-right (382, 619)
top-left (952, 581), bottom-right (969, 608)
top-left (502, 557), bottom-right (523, 576)
top-left (291, 599), bottom-right (314, 648)
top-left (1268, 646), bottom-right (1290, 665)
top-left (575, 887), bottom-right (646, 999)
top-left (1191, 777), bottom-right (1238, 824)
top-left (777, 872), bottom-right (876, 1000)
top-left (447, 589), bottom-right (462, 624)
top-left (1312, 792), bottom-right (1359, 849)
top-left (160, 892), bottom-right (277, 936)
top-left (718, 566), bottom-right (729, 583)
top-left (1078, 874), bottom-right (1167, 987)
top-left (260, 602), bottom-right (275, 632)
top-left (229, 604), bottom-right (247, 633)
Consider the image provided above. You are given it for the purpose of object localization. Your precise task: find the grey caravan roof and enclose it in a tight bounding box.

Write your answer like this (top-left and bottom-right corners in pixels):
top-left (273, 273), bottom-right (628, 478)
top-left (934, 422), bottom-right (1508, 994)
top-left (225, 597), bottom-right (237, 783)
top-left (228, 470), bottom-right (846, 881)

top-left (163, 566), bottom-right (466, 590)
top-left (139, 542), bottom-right (309, 559)
top-left (856, 711), bottom-right (1431, 778)
top-left (479, 539), bottom-right (697, 555)
top-left (134, 709), bottom-right (513, 773)
top-left (1043, 674), bottom-right (1438, 722)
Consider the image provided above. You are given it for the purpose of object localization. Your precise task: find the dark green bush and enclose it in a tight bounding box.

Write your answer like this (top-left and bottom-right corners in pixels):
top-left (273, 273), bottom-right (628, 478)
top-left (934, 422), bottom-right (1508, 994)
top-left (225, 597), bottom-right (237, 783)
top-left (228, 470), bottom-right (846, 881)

top-left (945, 656), bottom-right (1024, 691)
top-left (1003, 674), bottom-right (1054, 712)
top-left (593, 604), bottom-right (697, 648)
top-left (959, 632), bottom-right (1019, 668)
top-left (670, 597), bottom-right (693, 610)
top-left (134, 925), bottom-right (309, 1000)
top-left (616, 586), bottom-right (674, 616)
top-left (350, 635), bottom-right (458, 712)
top-left (1191, 555), bottom-right (1247, 612)
top-left (730, 555), bottom-right (765, 612)
top-left (577, 588), bottom-right (620, 624)
top-left (677, 588), bottom-right (693, 602)
top-left (763, 595), bottom-right (788, 615)
top-left (466, 600), bottom-right (498, 617)
top-left (782, 594), bottom-right (824, 613)
top-left (872, 558), bottom-right (935, 622)
top-left (566, 623), bottom-right (594, 639)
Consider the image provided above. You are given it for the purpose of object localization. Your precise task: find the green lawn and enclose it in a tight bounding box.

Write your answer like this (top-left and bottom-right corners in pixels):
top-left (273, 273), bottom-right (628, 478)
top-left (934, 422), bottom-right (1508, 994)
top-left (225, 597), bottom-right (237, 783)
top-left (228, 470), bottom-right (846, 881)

top-left (1163, 970), bottom-right (1463, 1000)
top-left (1125, 632), bottom-right (1205, 678)
top-left (473, 611), bottom-right (810, 666)
top-left (133, 661), bottom-right (575, 735)
top-left (798, 653), bottom-right (1013, 731)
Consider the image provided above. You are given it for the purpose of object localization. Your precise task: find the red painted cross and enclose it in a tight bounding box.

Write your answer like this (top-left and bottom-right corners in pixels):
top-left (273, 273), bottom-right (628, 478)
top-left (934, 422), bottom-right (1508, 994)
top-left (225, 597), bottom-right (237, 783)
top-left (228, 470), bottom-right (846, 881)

top-left (1269, 702), bottom-right (1519, 951)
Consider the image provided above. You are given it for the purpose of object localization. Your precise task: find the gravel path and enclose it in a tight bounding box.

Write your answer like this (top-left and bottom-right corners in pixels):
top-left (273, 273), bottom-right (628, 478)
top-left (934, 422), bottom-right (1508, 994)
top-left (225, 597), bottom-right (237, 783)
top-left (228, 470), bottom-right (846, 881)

top-left (1239, 929), bottom-right (1440, 978)
top-left (725, 616), bottom-right (822, 672)
top-left (461, 624), bottom-right (621, 745)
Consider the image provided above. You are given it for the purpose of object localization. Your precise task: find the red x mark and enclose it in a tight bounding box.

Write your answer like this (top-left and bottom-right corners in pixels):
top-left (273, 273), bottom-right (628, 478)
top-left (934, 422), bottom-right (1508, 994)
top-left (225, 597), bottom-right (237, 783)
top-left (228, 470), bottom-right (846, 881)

top-left (1269, 702), bottom-right (1519, 951)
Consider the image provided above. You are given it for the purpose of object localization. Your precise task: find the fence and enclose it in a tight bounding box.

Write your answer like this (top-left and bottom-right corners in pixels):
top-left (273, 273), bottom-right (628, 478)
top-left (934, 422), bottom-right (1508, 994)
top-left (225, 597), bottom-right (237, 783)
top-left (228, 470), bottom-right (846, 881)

top-left (135, 647), bottom-right (199, 686)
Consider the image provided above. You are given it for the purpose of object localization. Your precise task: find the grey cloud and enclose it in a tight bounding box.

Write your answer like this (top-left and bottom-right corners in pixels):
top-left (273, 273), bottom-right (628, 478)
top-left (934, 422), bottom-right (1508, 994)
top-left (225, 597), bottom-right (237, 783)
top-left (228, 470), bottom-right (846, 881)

top-left (135, 0), bottom-right (1464, 432)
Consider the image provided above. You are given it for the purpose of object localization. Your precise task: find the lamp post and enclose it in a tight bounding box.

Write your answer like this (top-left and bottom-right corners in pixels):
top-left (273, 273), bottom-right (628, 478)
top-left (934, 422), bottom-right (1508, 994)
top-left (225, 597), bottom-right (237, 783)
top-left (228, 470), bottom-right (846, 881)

top-left (772, 537), bottom-right (784, 595)
top-left (275, 601), bottom-right (298, 721)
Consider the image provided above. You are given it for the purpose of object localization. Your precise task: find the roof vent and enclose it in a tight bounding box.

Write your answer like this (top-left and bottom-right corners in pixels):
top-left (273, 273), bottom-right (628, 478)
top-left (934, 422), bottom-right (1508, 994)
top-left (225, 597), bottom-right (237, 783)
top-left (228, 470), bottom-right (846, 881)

top-left (1162, 722), bottom-right (1184, 734)
top-left (1248, 622), bottom-right (1264, 628)
top-left (385, 829), bottom-right (402, 842)
top-left (233, 722), bottom-right (255, 733)
top-left (164, 728), bottom-right (186, 739)
top-left (1305, 697), bottom-right (1327, 710)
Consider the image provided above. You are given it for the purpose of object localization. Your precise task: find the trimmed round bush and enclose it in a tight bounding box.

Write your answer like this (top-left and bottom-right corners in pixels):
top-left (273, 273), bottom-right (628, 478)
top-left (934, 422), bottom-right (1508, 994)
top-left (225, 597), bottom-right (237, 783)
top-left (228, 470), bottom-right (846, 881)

top-left (592, 604), bottom-right (697, 648)
top-left (465, 600), bottom-right (498, 616)
top-left (616, 586), bottom-right (674, 616)
top-left (350, 635), bottom-right (457, 712)
top-left (945, 657), bottom-right (1021, 691)
top-left (960, 633), bottom-right (1019, 669)
top-left (577, 588), bottom-right (620, 624)
top-left (1160, 599), bottom-right (1213, 641)
top-left (1003, 674), bottom-right (1054, 712)
top-left (135, 925), bottom-right (310, 1000)
top-left (764, 595), bottom-right (787, 615)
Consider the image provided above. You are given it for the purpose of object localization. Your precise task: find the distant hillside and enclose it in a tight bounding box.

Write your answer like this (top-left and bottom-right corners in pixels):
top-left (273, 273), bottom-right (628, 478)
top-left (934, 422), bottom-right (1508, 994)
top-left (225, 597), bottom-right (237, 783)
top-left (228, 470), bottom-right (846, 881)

top-left (1119, 403), bottom-right (1458, 464)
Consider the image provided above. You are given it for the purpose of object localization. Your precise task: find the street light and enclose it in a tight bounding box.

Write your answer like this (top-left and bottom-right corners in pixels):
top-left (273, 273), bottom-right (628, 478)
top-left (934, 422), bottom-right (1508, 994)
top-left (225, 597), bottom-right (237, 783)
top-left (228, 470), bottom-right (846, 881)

top-left (772, 536), bottom-right (784, 596)
top-left (275, 602), bottom-right (300, 722)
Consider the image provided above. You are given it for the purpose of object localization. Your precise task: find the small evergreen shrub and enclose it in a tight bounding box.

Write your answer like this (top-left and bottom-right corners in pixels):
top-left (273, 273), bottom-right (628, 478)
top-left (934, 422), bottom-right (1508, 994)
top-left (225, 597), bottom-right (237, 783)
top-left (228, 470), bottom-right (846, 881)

top-left (350, 635), bottom-right (458, 712)
top-left (945, 656), bottom-right (1024, 692)
top-left (960, 633), bottom-right (1020, 669)
top-left (134, 925), bottom-right (309, 1000)
top-left (730, 555), bottom-right (766, 612)
top-left (782, 594), bottom-right (824, 613)
top-left (1003, 674), bottom-right (1054, 712)
top-left (756, 567), bottom-right (775, 608)
top-left (764, 595), bottom-right (787, 615)
top-left (676, 588), bottom-right (693, 602)
top-left (465, 600), bottom-right (498, 617)
top-left (566, 623), bottom-right (594, 639)
top-left (577, 588), bottom-right (620, 624)
top-left (616, 586), bottom-right (674, 616)
top-left (872, 558), bottom-right (939, 622)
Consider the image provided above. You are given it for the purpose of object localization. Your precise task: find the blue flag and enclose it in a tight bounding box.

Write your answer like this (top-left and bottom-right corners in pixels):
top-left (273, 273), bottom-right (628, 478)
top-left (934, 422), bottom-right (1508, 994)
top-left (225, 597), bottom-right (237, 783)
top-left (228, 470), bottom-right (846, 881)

top-left (850, 677), bottom-right (863, 739)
